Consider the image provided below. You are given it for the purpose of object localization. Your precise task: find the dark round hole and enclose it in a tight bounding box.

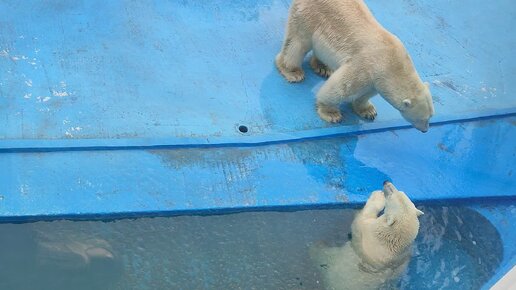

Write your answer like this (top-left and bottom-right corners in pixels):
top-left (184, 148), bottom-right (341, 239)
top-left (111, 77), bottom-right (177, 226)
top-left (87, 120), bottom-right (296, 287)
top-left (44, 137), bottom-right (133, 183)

top-left (238, 125), bottom-right (248, 133)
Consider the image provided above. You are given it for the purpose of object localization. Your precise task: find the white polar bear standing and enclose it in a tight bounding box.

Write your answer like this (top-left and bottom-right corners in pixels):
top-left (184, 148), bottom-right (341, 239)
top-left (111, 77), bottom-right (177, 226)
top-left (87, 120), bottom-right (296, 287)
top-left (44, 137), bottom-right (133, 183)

top-left (275, 0), bottom-right (434, 132)
top-left (310, 181), bottom-right (424, 290)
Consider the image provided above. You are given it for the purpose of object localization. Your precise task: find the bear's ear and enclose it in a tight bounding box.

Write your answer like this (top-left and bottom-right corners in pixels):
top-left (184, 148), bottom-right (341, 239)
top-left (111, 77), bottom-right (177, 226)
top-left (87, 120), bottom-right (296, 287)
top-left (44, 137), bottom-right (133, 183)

top-left (386, 215), bottom-right (396, 226)
top-left (402, 99), bottom-right (412, 108)
top-left (416, 209), bottom-right (424, 216)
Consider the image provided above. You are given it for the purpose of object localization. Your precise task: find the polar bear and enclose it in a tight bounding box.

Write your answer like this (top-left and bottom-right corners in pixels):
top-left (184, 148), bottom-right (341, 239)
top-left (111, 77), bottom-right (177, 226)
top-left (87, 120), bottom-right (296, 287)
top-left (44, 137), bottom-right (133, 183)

top-left (310, 181), bottom-right (424, 290)
top-left (275, 0), bottom-right (434, 132)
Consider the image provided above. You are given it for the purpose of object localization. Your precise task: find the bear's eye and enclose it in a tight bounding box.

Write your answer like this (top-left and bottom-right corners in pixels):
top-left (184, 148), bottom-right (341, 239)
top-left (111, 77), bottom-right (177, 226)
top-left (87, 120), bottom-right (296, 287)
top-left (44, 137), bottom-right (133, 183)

top-left (377, 208), bottom-right (385, 217)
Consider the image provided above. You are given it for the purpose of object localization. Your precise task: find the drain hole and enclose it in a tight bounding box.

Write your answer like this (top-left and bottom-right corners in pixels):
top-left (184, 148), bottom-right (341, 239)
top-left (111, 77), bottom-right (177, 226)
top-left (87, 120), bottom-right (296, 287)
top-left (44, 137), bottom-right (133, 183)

top-left (238, 125), bottom-right (249, 133)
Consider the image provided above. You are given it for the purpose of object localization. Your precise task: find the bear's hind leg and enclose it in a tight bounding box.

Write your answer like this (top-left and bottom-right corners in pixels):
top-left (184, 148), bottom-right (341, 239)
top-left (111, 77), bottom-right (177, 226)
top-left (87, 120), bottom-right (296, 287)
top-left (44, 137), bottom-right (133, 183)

top-left (310, 55), bottom-right (333, 78)
top-left (352, 91), bottom-right (378, 120)
top-left (276, 39), bottom-right (311, 82)
top-left (276, 18), bottom-right (311, 82)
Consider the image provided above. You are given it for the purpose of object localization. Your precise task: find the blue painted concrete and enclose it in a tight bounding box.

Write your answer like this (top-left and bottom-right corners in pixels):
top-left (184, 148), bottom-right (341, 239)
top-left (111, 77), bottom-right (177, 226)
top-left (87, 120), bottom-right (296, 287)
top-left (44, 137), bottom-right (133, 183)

top-left (0, 0), bottom-right (515, 149)
top-left (0, 116), bottom-right (514, 219)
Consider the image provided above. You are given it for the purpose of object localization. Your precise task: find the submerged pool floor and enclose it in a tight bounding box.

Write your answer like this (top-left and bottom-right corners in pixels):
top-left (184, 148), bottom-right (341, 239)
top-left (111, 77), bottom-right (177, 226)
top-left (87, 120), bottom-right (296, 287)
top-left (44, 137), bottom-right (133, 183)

top-left (0, 202), bottom-right (512, 290)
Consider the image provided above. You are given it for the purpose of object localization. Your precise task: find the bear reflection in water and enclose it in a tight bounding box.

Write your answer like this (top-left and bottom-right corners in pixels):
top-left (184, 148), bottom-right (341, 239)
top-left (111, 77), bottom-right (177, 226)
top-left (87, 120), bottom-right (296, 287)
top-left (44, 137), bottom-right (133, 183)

top-left (0, 222), bottom-right (120, 290)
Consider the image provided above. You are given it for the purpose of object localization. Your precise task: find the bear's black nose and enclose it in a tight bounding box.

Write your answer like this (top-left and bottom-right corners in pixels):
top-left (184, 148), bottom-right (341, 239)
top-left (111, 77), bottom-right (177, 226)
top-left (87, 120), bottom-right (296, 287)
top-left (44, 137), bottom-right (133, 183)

top-left (383, 180), bottom-right (391, 185)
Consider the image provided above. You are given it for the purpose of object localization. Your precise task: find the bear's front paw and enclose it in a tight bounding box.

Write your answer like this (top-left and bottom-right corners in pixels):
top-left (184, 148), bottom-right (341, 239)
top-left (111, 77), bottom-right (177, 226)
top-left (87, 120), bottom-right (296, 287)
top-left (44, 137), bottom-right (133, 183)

top-left (283, 68), bottom-right (305, 83)
top-left (317, 104), bottom-right (342, 123)
top-left (275, 54), bottom-right (305, 83)
top-left (352, 101), bottom-right (377, 120)
top-left (368, 190), bottom-right (385, 211)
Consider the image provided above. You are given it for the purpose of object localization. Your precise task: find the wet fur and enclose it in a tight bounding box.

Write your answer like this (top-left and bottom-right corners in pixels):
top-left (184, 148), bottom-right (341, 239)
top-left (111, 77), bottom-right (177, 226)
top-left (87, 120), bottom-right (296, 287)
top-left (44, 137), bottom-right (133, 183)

top-left (310, 183), bottom-right (423, 290)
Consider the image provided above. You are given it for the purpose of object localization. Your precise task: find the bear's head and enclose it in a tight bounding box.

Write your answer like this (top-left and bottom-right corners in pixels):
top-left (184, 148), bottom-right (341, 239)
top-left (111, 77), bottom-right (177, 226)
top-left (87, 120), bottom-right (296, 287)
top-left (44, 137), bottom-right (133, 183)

top-left (400, 82), bottom-right (434, 133)
top-left (380, 181), bottom-right (424, 250)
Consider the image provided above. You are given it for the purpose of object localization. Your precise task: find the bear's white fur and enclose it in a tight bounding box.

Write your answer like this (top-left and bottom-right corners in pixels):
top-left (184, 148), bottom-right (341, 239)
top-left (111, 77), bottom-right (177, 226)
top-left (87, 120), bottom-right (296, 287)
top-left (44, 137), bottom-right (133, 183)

top-left (276, 0), bottom-right (434, 132)
top-left (310, 182), bottom-right (423, 290)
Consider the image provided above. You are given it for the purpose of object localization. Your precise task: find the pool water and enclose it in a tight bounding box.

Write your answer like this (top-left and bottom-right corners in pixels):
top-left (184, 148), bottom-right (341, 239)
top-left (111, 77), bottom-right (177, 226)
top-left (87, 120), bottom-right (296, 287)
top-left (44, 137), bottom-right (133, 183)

top-left (0, 204), bottom-right (504, 290)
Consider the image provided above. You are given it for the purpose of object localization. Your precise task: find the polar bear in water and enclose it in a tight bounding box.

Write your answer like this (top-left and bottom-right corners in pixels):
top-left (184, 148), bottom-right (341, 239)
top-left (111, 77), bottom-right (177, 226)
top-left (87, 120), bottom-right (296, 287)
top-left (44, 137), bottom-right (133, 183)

top-left (310, 181), bottom-right (423, 290)
top-left (275, 0), bottom-right (434, 132)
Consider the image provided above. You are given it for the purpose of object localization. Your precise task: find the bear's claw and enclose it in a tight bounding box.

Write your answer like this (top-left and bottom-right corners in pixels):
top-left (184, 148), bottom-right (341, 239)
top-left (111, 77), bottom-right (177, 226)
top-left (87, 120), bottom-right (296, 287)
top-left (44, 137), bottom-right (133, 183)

top-left (275, 54), bottom-right (305, 83)
top-left (317, 105), bottom-right (342, 123)
top-left (352, 101), bottom-right (377, 120)
top-left (310, 56), bottom-right (333, 78)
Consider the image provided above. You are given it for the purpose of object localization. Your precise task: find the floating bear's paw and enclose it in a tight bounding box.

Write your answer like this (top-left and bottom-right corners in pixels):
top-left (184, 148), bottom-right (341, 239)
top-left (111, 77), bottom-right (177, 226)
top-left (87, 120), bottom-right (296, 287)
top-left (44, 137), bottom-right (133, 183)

top-left (368, 190), bottom-right (386, 212)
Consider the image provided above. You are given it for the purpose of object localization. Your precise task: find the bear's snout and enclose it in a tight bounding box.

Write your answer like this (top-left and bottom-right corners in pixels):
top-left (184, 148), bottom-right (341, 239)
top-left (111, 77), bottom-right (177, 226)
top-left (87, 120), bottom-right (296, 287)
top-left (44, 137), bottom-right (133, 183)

top-left (383, 180), bottom-right (391, 186)
top-left (414, 121), bottom-right (430, 133)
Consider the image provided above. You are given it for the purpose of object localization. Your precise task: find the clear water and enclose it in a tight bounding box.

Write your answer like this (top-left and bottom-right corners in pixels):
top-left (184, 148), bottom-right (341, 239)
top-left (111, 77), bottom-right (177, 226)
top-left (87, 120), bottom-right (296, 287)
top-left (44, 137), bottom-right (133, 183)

top-left (0, 205), bottom-right (502, 290)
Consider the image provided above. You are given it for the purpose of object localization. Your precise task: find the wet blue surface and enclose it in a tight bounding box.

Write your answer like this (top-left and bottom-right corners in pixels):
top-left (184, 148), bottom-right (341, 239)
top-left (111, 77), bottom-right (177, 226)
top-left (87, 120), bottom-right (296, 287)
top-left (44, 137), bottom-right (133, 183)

top-left (0, 117), bottom-right (514, 219)
top-left (0, 0), bottom-right (515, 149)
